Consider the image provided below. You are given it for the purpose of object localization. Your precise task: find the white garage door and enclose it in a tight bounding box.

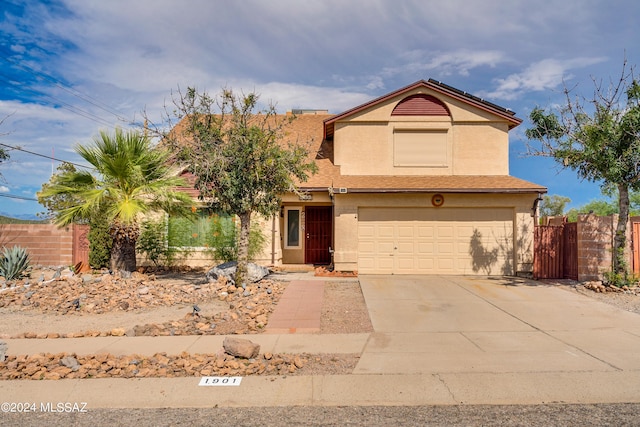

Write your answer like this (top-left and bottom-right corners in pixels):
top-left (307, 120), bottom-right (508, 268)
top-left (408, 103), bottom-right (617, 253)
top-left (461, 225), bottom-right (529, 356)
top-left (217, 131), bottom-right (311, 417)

top-left (358, 207), bottom-right (514, 275)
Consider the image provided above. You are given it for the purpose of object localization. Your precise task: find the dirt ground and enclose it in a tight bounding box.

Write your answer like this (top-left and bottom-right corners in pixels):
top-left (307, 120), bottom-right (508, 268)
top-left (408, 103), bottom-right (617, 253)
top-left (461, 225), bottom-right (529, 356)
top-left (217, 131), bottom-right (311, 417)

top-left (1, 269), bottom-right (639, 338)
top-left (0, 269), bottom-right (373, 338)
top-left (0, 268), bottom-right (372, 378)
top-left (2, 269), bottom-right (639, 380)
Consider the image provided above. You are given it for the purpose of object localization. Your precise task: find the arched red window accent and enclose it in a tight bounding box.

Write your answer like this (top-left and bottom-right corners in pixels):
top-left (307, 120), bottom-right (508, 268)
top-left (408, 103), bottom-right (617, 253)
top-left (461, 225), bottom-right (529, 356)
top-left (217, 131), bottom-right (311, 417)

top-left (391, 94), bottom-right (450, 116)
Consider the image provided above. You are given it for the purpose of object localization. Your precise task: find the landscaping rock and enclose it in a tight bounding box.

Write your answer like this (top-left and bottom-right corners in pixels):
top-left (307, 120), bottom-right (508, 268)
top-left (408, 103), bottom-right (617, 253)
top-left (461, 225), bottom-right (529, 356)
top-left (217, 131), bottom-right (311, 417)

top-left (0, 351), bottom-right (338, 380)
top-left (223, 337), bottom-right (260, 359)
top-left (60, 356), bottom-right (80, 372)
top-left (0, 341), bottom-right (7, 362)
top-left (206, 262), bottom-right (270, 286)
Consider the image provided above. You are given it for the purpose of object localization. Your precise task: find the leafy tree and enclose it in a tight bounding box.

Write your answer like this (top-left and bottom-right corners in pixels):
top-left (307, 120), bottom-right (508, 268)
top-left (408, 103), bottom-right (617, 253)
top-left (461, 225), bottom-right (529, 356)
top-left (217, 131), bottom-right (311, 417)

top-left (539, 194), bottom-right (571, 219)
top-left (38, 128), bottom-right (194, 272)
top-left (565, 192), bottom-right (640, 222)
top-left (631, 191), bottom-right (640, 213)
top-left (37, 162), bottom-right (82, 220)
top-left (161, 88), bottom-right (317, 285)
top-left (566, 198), bottom-right (618, 222)
top-left (526, 62), bottom-right (640, 280)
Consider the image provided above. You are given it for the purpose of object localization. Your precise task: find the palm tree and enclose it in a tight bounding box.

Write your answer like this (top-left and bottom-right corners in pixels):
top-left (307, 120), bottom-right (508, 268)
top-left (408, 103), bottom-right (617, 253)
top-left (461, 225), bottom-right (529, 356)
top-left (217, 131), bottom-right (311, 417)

top-left (39, 128), bottom-right (194, 272)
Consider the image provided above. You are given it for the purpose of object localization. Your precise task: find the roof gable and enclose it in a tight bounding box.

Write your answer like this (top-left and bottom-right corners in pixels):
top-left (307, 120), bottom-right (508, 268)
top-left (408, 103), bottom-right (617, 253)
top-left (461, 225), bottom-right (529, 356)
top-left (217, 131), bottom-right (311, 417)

top-left (324, 79), bottom-right (522, 139)
top-left (391, 94), bottom-right (450, 116)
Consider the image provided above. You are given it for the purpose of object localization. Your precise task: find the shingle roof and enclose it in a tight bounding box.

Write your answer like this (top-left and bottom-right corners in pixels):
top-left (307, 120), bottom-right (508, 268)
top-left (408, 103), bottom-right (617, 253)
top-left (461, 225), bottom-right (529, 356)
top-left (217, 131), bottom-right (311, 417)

top-left (170, 87), bottom-right (545, 197)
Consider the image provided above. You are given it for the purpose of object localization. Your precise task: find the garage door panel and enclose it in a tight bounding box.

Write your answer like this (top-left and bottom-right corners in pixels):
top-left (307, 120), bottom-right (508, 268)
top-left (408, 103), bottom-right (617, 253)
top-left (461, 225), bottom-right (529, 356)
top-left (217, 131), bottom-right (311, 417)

top-left (417, 257), bottom-right (434, 269)
top-left (359, 224), bottom-right (375, 238)
top-left (437, 258), bottom-right (454, 271)
top-left (377, 225), bottom-right (394, 239)
top-left (378, 241), bottom-right (395, 254)
top-left (358, 207), bottom-right (514, 275)
top-left (457, 225), bottom-right (475, 235)
top-left (397, 226), bottom-right (414, 237)
top-left (437, 242), bottom-right (454, 254)
top-left (417, 242), bottom-right (434, 254)
top-left (417, 226), bottom-right (434, 238)
top-left (437, 226), bottom-right (454, 238)
top-left (396, 257), bottom-right (415, 270)
top-left (376, 257), bottom-right (394, 271)
top-left (396, 241), bottom-right (414, 254)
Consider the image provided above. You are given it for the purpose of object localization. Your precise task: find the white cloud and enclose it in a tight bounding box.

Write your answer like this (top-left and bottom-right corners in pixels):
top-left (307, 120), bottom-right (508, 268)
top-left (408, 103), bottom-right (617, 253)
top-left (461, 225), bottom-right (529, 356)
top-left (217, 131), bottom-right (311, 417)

top-left (0, 185), bottom-right (9, 193)
top-left (483, 57), bottom-right (607, 100)
top-left (1, 0), bottom-right (639, 218)
top-left (400, 50), bottom-right (505, 77)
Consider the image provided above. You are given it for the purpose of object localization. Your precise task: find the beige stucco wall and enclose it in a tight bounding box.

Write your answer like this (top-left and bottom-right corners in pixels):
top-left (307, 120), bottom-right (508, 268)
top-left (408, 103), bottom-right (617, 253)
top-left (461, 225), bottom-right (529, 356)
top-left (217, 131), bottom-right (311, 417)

top-left (332, 192), bottom-right (537, 274)
top-left (332, 87), bottom-right (511, 176)
top-left (453, 123), bottom-right (509, 175)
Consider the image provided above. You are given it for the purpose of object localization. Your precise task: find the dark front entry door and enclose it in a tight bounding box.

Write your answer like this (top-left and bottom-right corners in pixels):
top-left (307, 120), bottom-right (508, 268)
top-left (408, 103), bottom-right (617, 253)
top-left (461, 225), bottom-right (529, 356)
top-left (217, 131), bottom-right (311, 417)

top-left (305, 206), bottom-right (332, 264)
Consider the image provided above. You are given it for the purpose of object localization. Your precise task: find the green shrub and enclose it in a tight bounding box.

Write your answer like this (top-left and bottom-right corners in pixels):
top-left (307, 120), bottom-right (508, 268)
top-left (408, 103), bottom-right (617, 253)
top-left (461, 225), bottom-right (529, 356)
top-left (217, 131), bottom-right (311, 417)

top-left (137, 219), bottom-right (168, 266)
top-left (0, 245), bottom-right (31, 280)
top-left (204, 217), bottom-right (266, 263)
top-left (88, 215), bottom-right (112, 269)
top-left (603, 270), bottom-right (638, 288)
top-left (165, 216), bottom-right (194, 266)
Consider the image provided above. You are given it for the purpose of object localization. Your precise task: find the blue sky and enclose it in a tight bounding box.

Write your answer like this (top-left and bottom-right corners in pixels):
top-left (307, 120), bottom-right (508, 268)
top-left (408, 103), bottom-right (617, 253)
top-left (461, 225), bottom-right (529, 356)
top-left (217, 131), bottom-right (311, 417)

top-left (0, 0), bottom-right (638, 218)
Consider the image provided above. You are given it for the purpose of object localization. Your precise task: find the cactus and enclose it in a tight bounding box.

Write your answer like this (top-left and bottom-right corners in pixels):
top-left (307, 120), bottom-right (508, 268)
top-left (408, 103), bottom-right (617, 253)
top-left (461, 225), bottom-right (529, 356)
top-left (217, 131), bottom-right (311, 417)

top-left (0, 245), bottom-right (31, 281)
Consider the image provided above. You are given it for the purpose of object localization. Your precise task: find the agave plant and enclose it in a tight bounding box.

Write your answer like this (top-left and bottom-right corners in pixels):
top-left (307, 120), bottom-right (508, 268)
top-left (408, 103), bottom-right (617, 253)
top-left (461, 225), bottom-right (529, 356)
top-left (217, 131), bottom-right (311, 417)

top-left (0, 245), bottom-right (31, 281)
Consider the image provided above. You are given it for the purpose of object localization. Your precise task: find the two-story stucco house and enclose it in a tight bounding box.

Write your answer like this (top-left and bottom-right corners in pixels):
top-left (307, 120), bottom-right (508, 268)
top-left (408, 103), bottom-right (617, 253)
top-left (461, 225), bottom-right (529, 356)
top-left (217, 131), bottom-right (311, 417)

top-left (269, 79), bottom-right (546, 276)
top-left (170, 79), bottom-right (546, 276)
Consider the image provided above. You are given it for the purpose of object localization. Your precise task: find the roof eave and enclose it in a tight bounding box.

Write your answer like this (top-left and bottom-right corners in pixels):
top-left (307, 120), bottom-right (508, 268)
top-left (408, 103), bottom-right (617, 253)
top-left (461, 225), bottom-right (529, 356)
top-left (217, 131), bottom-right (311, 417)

top-left (334, 188), bottom-right (547, 194)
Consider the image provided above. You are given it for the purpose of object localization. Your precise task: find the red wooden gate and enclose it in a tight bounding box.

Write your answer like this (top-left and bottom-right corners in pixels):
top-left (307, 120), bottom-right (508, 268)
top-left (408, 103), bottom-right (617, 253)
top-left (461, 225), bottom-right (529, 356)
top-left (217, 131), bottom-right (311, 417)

top-left (534, 223), bottom-right (578, 280)
top-left (534, 225), bottom-right (563, 279)
top-left (562, 222), bottom-right (578, 280)
top-left (72, 224), bottom-right (91, 272)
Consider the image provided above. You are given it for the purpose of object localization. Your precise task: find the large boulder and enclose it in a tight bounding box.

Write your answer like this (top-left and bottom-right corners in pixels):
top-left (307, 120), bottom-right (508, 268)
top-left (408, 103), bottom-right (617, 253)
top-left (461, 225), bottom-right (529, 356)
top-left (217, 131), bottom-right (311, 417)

top-left (206, 261), bottom-right (270, 286)
top-left (223, 337), bottom-right (260, 359)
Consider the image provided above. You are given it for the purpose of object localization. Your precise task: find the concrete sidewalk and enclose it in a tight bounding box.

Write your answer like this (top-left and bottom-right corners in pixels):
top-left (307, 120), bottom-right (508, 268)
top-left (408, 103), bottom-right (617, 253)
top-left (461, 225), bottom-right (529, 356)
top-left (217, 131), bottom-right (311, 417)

top-left (4, 275), bottom-right (640, 408)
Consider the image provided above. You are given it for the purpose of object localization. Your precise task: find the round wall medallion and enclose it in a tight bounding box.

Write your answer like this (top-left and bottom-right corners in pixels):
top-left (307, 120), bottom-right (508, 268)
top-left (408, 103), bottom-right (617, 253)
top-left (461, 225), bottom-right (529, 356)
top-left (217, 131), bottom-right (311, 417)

top-left (431, 194), bottom-right (444, 207)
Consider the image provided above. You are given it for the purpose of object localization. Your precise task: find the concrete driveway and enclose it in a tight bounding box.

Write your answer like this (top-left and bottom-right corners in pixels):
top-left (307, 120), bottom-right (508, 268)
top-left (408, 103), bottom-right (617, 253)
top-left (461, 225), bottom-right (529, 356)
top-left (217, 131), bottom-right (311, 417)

top-left (354, 275), bottom-right (640, 403)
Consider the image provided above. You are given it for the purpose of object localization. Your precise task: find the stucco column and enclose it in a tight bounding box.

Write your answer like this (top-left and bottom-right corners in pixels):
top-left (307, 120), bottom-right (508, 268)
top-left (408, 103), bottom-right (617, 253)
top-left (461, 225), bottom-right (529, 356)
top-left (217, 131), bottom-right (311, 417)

top-left (332, 199), bottom-right (358, 272)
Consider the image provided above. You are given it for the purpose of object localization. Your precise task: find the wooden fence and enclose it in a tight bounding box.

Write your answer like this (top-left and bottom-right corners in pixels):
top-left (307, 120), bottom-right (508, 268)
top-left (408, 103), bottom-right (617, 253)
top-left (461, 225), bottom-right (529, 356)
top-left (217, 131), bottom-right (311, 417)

top-left (535, 214), bottom-right (640, 281)
top-left (534, 223), bottom-right (577, 280)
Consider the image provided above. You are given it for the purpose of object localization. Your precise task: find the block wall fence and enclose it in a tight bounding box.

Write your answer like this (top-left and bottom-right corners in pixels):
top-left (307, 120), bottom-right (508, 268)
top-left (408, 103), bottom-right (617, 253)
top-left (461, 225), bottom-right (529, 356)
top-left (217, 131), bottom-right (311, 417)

top-left (1, 224), bottom-right (77, 267)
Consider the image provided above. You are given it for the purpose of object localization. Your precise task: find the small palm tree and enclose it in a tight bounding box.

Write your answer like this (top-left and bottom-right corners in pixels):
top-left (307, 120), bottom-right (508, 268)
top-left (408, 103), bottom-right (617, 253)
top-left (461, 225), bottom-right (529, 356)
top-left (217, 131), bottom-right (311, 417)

top-left (39, 128), bottom-right (194, 272)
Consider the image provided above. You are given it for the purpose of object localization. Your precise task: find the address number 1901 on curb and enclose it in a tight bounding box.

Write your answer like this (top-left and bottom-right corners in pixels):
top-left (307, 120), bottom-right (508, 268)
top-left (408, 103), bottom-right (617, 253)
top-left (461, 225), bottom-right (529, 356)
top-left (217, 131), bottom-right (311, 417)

top-left (198, 377), bottom-right (243, 386)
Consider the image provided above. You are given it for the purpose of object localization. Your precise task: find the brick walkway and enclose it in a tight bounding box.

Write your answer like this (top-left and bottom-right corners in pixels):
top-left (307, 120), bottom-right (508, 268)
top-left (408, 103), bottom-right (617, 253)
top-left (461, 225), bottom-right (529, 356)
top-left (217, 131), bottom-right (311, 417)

top-left (265, 280), bottom-right (324, 333)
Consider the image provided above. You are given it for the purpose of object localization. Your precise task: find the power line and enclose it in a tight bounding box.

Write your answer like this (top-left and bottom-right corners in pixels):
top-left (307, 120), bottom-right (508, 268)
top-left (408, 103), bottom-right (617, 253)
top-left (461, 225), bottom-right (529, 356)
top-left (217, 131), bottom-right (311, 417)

top-left (0, 142), bottom-right (94, 170)
top-left (0, 72), bottom-right (121, 129)
top-left (0, 193), bottom-right (38, 202)
top-left (0, 54), bottom-right (131, 123)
